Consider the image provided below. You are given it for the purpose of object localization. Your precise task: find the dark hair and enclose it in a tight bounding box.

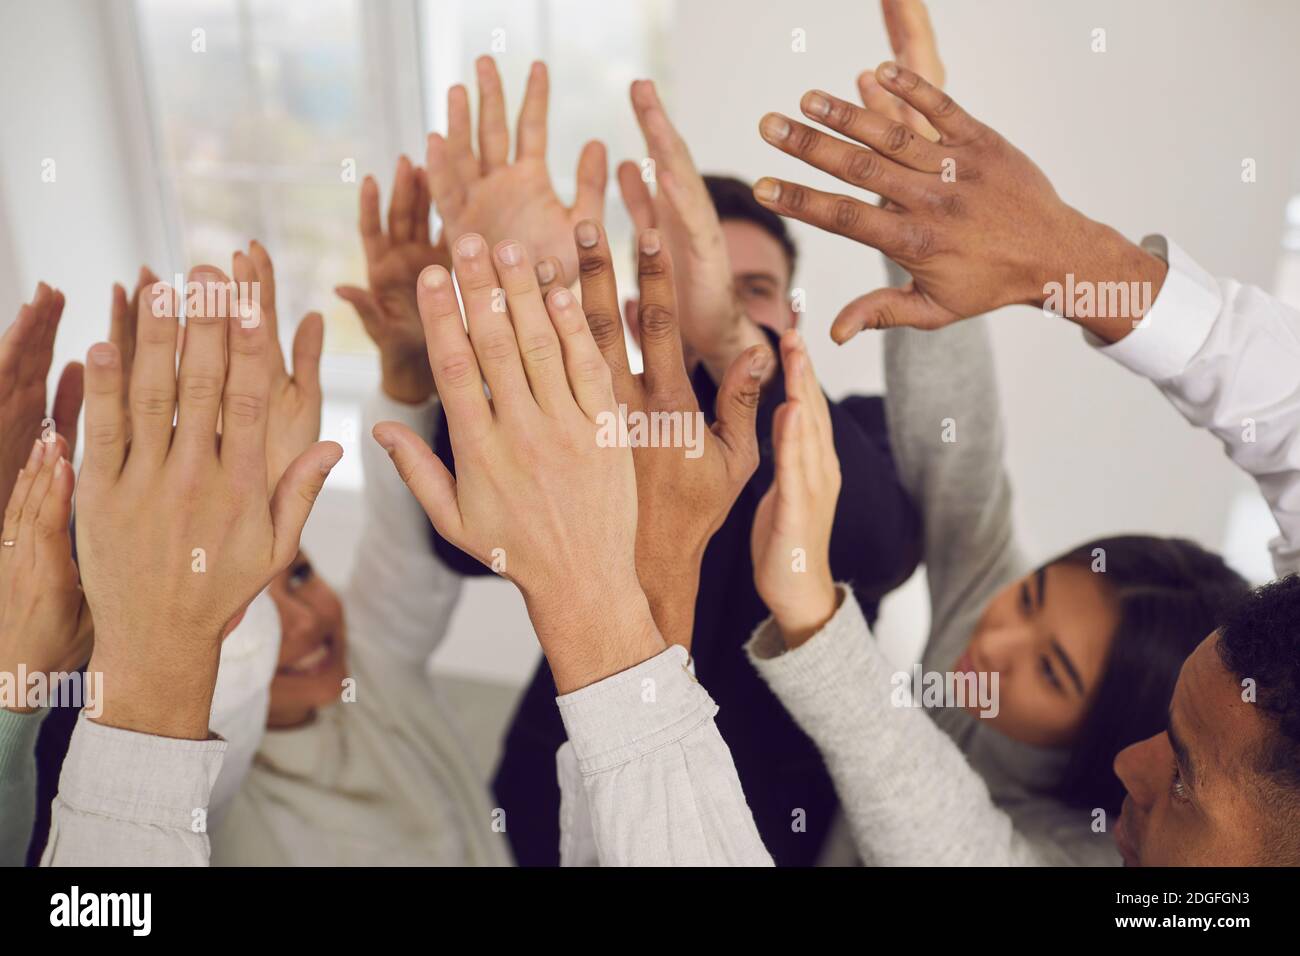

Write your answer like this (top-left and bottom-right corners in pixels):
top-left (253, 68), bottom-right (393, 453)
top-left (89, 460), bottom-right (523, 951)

top-left (1216, 573), bottom-right (1300, 855)
top-left (702, 174), bottom-right (798, 276)
top-left (1048, 535), bottom-right (1249, 817)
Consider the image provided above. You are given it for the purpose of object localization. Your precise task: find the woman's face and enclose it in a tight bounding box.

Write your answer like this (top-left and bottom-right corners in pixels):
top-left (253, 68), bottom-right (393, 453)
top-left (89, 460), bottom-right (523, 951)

top-left (265, 552), bottom-right (348, 729)
top-left (955, 562), bottom-right (1120, 748)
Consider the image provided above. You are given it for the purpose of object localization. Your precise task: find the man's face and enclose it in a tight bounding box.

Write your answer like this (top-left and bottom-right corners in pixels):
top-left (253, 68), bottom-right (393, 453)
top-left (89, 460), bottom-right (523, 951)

top-left (1112, 633), bottom-right (1279, 865)
top-left (720, 219), bottom-right (797, 334)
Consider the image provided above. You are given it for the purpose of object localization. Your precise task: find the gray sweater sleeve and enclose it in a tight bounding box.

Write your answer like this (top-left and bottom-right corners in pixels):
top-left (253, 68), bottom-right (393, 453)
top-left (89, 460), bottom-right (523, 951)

top-left (882, 262), bottom-right (1025, 641)
top-left (0, 707), bottom-right (48, 866)
top-left (747, 587), bottom-right (1058, 866)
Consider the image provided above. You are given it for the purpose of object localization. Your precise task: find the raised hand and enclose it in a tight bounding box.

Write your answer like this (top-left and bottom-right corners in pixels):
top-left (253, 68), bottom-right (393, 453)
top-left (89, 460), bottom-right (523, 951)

top-left (751, 330), bottom-right (842, 648)
top-left (336, 155), bottom-right (446, 404)
top-left (618, 80), bottom-right (773, 386)
top-left (231, 241), bottom-right (324, 488)
top-left (754, 63), bottom-right (1167, 343)
top-left (425, 57), bottom-right (607, 289)
top-left (0, 434), bottom-right (91, 708)
top-left (0, 284), bottom-right (83, 511)
top-left (547, 220), bottom-right (768, 651)
top-left (858, 0), bottom-right (945, 142)
top-left (372, 231), bottom-right (663, 694)
top-left (76, 268), bottom-right (341, 739)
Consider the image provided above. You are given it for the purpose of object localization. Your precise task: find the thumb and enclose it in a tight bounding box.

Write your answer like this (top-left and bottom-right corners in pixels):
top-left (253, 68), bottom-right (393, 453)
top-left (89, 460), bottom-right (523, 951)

top-left (269, 440), bottom-right (343, 569)
top-left (831, 284), bottom-right (957, 342)
top-left (335, 285), bottom-right (384, 327)
top-left (371, 421), bottom-right (464, 544)
top-left (712, 343), bottom-right (771, 482)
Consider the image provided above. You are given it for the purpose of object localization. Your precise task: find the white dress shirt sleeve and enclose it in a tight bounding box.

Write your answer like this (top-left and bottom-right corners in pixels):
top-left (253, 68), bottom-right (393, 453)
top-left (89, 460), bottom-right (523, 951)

top-left (41, 712), bottom-right (225, 867)
top-left (1091, 235), bottom-right (1300, 577)
top-left (554, 645), bottom-right (772, 867)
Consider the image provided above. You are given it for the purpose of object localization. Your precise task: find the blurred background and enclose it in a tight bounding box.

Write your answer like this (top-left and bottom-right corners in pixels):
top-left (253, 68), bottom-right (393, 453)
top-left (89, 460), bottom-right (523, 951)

top-left (1, 2), bottom-right (1297, 739)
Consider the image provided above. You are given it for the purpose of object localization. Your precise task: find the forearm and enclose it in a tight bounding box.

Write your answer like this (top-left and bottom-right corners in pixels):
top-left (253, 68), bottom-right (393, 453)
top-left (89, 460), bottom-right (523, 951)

top-left (527, 584), bottom-right (667, 696)
top-left (1038, 215), bottom-right (1169, 343)
top-left (635, 536), bottom-right (705, 652)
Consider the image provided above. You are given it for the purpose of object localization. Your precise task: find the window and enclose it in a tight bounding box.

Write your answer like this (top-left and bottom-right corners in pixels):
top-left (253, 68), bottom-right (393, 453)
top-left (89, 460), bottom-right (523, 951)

top-left (134, 0), bottom-right (420, 359)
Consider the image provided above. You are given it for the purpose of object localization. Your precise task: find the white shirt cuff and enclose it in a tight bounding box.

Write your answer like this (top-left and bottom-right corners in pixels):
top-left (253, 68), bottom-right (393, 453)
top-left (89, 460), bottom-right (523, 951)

top-left (57, 711), bottom-right (226, 829)
top-left (1086, 234), bottom-right (1222, 381)
top-left (555, 645), bottom-right (718, 775)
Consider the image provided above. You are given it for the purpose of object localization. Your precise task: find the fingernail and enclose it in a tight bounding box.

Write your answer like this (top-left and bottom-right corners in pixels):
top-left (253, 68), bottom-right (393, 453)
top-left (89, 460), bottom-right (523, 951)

top-left (43, 438), bottom-right (58, 462)
top-left (753, 178), bottom-right (782, 202)
top-left (421, 267), bottom-right (447, 290)
top-left (550, 287), bottom-right (573, 308)
top-left (803, 92), bottom-right (831, 119)
top-left (89, 343), bottom-right (116, 367)
top-left (55, 457), bottom-right (67, 477)
top-left (575, 221), bottom-right (600, 248)
top-left (535, 259), bottom-right (557, 285)
top-left (750, 349), bottom-right (772, 379)
top-left (27, 439), bottom-right (42, 467)
top-left (760, 113), bottom-right (790, 142)
top-left (639, 229), bottom-right (661, 255)
top-left (497, 241), bottom-right (522, 266)
top-left (456, 234), bottom-right (484, 257)
top-left (881, 61), bottom-right (900, 80)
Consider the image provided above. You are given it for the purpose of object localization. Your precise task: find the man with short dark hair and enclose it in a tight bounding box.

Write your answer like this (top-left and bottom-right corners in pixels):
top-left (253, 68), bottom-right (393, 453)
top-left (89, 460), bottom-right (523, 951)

top-left (1113, 575), bottom-right (1300, 865)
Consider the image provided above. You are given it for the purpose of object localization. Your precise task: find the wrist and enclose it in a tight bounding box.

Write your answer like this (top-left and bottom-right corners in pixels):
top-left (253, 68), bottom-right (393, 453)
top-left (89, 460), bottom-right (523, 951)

top-left (526, 577), bottom-right (667, 694)
top-left (1036, 213), bottom-right (1169, 344)
top-left (638, 547), bottom-right (705, 652)
top-left (87, 641), bottom-right (220, 740)
top-left (380, 352), bottom-right (436, 405)
top-left (771, 576), bottom-right (841, 650)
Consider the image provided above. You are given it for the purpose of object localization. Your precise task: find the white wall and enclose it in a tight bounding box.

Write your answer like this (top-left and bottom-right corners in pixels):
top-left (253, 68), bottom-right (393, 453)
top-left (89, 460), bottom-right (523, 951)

top-left (3, 0), bottom-right (1296, 686)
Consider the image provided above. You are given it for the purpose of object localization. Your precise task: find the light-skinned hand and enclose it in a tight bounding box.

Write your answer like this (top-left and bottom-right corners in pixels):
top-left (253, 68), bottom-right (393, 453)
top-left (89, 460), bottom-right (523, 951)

top-left (0, 284), bottom-right (83, 512)
top-left (618, 79), bottom-right (773, 387)
top-left (0, 434), bottom-right (92, 710)
top-left (751, 330), bottom-right (843, 648)
top-left (336, 155), bottom-right (447, 404)
top-left (77, 267), bottom-right (341, 739)
top-left (425, 57), bottom-right (607, 289)
top-left (372, 231), bottom-right (664, 694)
